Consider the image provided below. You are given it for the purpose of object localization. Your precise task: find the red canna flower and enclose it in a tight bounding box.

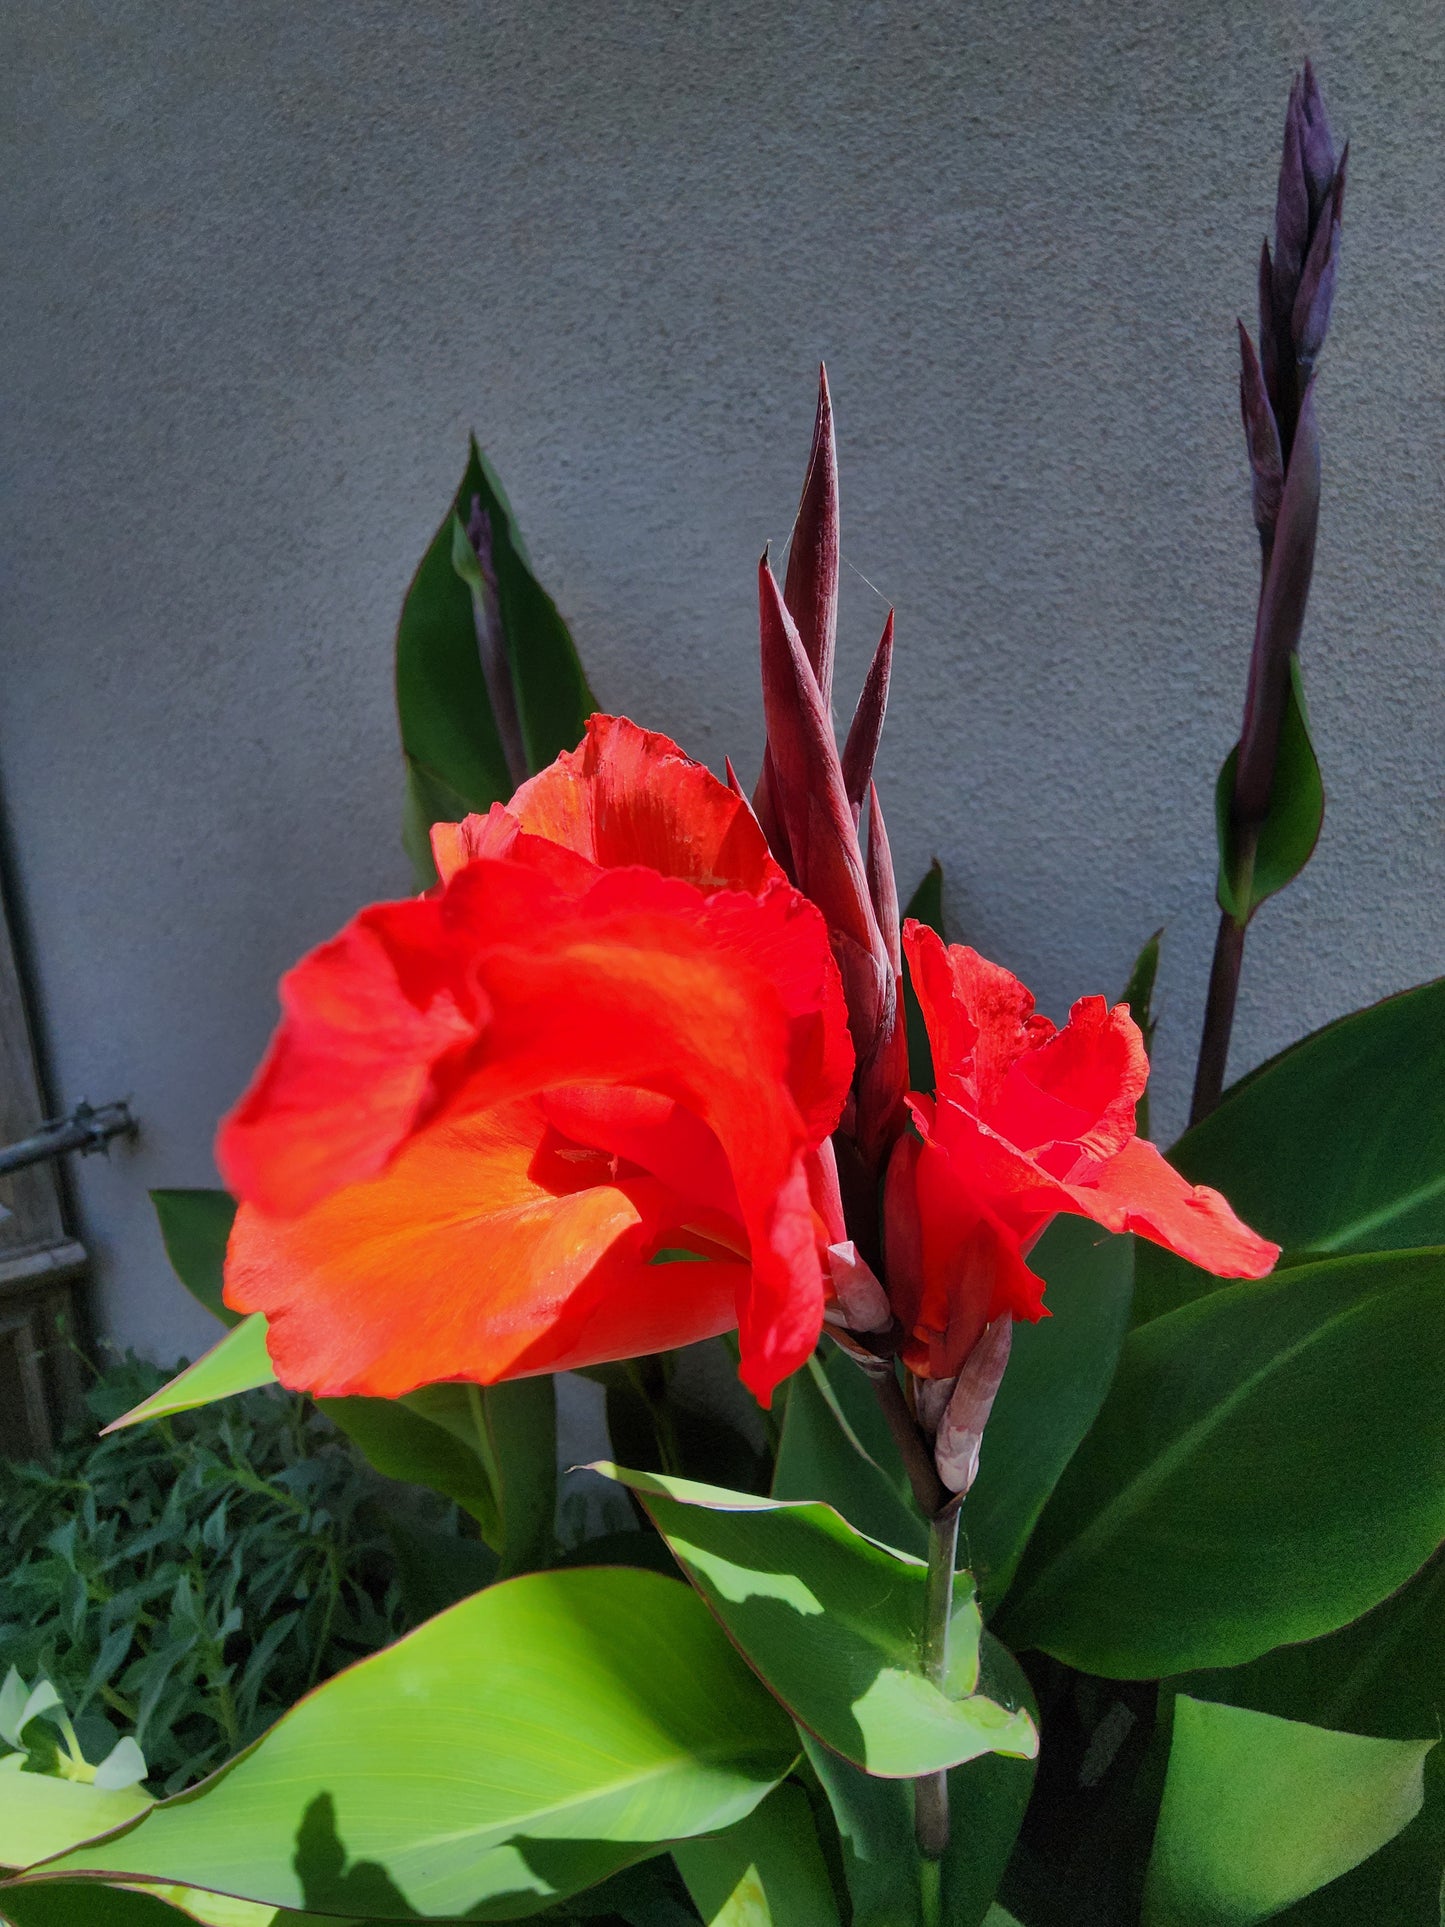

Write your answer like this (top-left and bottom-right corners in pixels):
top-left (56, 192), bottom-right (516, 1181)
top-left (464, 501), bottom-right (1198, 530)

top-left (884, 923), bottom-right (1279, 1381)
top-left (218, 716), bottom-right (853, 1405)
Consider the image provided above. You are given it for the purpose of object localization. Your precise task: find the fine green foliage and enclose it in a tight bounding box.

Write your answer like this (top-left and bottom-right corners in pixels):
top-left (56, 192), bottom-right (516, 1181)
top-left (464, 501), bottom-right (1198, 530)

top-left (1214, 659), bottom-right (1324, 923)
top-left (1134, 976), bottom-right (1445, 1325)
top-left (0, 1360), bottom-right (410, 1796)
top-left (1142, 1697), bottom-right (1432, 1926)
top-left (598, 1465), bottom-right (1037, 1778)
top-left (999, 1249), bottom-right (1445, 1677)
top-left (39, 1570), bottom-right (798, 1920)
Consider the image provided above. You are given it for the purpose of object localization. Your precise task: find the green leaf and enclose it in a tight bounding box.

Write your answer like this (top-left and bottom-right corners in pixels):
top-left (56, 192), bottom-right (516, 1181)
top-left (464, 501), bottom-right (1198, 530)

top-left (35, 1569), bottom-right (796, 1919)
top-left (450, 442), bottom-right (597, 778)
top-left (998, 1249), bottom-right (1445, 1678)
top-left (149, 1191), bottom-right (240, 1328)
top-left (772, 1352), bottom-right (927, 1559)
top-left (902, 862), bottom-right (946, 1091)
top-left (1215, 655), bottom-right (1323, 922)
top-left (1121, 929), bottom-right (1162, 1140)
top-left (0, 1883), bottom-right (369, 1926)
top-left (320, 1392), bottom-right (501, 1536)
top-left (1134, 976), bottom-right (1445, 1326)
top-left (673, 1781), bottom-right (841, 1924)
top-left (963, 1220), bottom-right (1134, 1612)
top-left (1177, 1551), bottom-right (1445, 1925)
top-left (1142, 1697), bottom-right (1432, 1927)
top-left (799, 1640), bottom-right (1035, 1927)
top-left (103, 1317), bottom-right (276, 1432)
top-left (0, 1767), bottom-right (152, 1870)
top-left (596, 1466), bottom-right (1037, 1779)
top-left (395, 442), bottom-right (596, 886)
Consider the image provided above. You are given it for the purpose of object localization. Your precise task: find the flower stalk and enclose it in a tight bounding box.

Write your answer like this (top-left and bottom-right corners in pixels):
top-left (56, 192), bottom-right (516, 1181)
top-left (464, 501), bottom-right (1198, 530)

top-left (915, 1496), bottom-right (963, 1861)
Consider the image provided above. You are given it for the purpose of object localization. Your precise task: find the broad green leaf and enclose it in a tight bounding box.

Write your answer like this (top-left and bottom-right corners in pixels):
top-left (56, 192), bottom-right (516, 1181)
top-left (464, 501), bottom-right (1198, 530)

top-left (1178, 1552), bottom-right (1445, 1924)
top-left (597, 1466), bottom-right (1037, 1779)
top-left (150, 1191), bottom-right (240, 1328)
top-left (396, 441), bottom-right (596, 885)
top-left (103, 1317), bottom-right (276, 1432)
top-left (320, 1393), bottom-right (500, 1536)
top-left (37, 1569), bottom-right (796, 1919)
top-left (1142, 1697), bottom-right (1432, 1926)
top-left (999, 1249), bottom-right (1445, 1677)
top-left (964, 1220), bottom-right (1134, 1611)
top-left (903, 862), bottom-right (946, 1091)
top-left (674, 1781), bottom-right (841, 1924)
top-left (1215, 656), bottom-right (1323, 922)
top-left (0, 1767), bottom-right (151, 1869)
top-left (772, 1352), bottom-right (926, 1559)
top-left (799, 1640), bottom-right (1035, 1927)
top-left (0, 1884), bottom-right (370, 1925)
top-left (1134, 976), bottom-right (1445, 1326)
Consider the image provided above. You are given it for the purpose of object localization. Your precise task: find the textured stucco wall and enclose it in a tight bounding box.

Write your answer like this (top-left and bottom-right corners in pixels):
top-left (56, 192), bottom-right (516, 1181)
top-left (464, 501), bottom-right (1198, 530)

top-left (4, 1), bottom-right (1443, 1363)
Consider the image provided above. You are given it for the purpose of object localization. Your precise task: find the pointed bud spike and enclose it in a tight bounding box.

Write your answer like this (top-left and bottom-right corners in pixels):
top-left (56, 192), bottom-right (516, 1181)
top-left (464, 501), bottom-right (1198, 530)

top-left (1273, 81), bottom-right (1310, 312)
top-left (1235, 380), bottom-right (1321, 825)
top-left (1257, 239), bottom-right (1281, 416)
top-left (841, 612), bottom-right (895, 815)
top-left (935, 1316), bottom-right (1014, 1496)
top-left (1238, 320), bottom-right (1284, 539)
top-left (865, 782), bottom-right (902, 977)
top-left (724, 756), bottom-right (745, 799)
top-left (783, 364), bottom-right (841, 709)
top-left (1298, 62), bottom-right (1338, 215)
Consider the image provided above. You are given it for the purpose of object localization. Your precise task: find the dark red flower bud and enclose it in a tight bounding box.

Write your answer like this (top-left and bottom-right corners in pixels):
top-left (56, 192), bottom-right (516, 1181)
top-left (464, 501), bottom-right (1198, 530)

top-left (842, 612), bottom-right (895, 820)
top-left (1292, 148), bottom-right (1347, 377)
top-left (783, 365), bottom-right (841, 708)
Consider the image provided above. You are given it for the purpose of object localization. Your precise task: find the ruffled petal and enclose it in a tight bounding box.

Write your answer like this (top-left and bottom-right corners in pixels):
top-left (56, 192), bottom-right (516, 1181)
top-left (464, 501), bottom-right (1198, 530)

top-left (992, 995), bottom-right (1149, 1169)
top-left (902, 923), bottom-right (1054, 1113)
top-left (506, 714), bottom-right (784, 895)
top-left (1062, 1135), bottom-right (1280, 1278)
top-left (226, 1098), bottom-right (744, 1397)
top-left (221, 855), bottom-right (852, 1404)
top-left (217, 897), bottom-right (481, 1217)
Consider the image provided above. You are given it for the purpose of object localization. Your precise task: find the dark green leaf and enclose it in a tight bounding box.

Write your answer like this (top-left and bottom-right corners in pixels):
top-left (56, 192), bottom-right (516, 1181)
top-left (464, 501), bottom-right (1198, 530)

top-left (1215, 655), bottom-right (1323, 922)
top-left (673, 1781), bottom-right (841, 1923)
top-left (1120, 931), bottom-right (1162, 1140)
top-left (395, 443), bottom-right (596, 887)
top-left (37, 1569), bottom-right (797, 1919)
top-left (149, 1193), bottom-right (240, 1329)
top-left (320, 1395), bottom-right (499, 1536)
top-left (965, 1220), bottom-right (1134, 1612)
top-left (772, 1352), bottom-right (927, 1559)
top-left (597, 1466), bottom-right (1037, 1778)
top-left (902, 862), bottom-right (946, 1091)
top-left (1000, 1250), bottom-right (1445, 1677)
top-left (1134, 976), bottom-right (1445, 1326)
top-left (1142, 1696), bottom-right (1432, 1927)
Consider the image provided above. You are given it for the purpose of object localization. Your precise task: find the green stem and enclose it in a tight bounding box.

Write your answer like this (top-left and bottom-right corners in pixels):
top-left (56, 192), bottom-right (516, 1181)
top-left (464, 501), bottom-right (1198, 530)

top-left (919, 1853), bottom-right (943, 1927)
top-left (915, 1497), bottom-right (962, 1862)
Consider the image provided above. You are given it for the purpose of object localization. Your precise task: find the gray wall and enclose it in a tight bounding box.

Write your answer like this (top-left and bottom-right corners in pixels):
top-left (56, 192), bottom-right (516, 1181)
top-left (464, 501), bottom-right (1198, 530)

top-left (4, 1), bottom-right (1443, 1364)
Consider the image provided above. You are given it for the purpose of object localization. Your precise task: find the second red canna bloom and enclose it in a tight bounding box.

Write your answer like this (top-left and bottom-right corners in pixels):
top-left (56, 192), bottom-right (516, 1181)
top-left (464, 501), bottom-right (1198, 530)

top-left (218, 717), bottom-right (853, 1405)
top-left (885, 923), bottom-right (1279, 1380)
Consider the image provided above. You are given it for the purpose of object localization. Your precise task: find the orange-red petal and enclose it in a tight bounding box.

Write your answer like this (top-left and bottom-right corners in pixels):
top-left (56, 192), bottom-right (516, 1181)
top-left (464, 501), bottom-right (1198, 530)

top-left (226, 1099), bottom-right (745, 1397)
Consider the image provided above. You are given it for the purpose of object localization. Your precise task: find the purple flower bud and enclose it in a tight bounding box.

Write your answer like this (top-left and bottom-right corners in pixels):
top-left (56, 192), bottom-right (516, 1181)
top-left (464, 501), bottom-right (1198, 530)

top-left (1297, 59), bottom-right (1338, 219)
top-left (1272, 78), bottom-right (1311, 314)
top-left (1238, 320), bottom-right (1284, 542)
top-left (934, 1316), bottom-right (1014, 1496)
top-left (1292, 147), bottom-right (1347, 374)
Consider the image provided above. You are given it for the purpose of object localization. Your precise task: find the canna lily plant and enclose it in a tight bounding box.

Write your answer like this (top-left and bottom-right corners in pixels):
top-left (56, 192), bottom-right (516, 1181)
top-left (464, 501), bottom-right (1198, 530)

top-left (5, 65), bottom-right (1445, 1927)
